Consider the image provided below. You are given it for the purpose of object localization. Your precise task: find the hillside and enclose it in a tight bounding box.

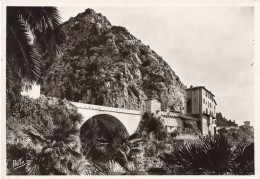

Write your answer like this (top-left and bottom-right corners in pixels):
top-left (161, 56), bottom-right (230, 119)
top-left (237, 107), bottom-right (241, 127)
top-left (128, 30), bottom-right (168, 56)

top-left (216, 112), bottom-right (238, 127)
top-left (217, 126), bottom-right (254, 144)
top-left (41, 8), bottom-right (186, 112)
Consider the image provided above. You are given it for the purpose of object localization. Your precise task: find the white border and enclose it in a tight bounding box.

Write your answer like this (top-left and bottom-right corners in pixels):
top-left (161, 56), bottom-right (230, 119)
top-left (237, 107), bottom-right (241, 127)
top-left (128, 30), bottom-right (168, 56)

top-left (1, 0), bottom-right (260, 178)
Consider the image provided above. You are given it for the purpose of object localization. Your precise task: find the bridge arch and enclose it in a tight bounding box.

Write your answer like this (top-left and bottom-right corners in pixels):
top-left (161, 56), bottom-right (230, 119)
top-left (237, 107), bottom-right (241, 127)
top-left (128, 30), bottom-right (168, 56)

top-left (80, 114), bottom-right (129, 138)
top-left (71, 102), bottom-right (142, 135)
top-left (80, 114), bottom-right (129, 159)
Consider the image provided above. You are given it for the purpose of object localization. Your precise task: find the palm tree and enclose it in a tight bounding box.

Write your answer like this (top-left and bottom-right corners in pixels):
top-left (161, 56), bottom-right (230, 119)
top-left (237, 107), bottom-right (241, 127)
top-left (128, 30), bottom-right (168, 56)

top-left (6, 7), bottom-right (65, 100)
top-left (160, 135), bottom-right (236, 175)
top-left (160, 142), bottom-right (208, 175)
top-left (6, 96), bottom-right (94, 175)
top-left (233, 142), bottom-right (254, 175)
top-left (93, 133), bottom-right (143, 172)
top-left (93, 160), bottom-right (128, 175)
top-left (201, 134), bottom-right (234, 174)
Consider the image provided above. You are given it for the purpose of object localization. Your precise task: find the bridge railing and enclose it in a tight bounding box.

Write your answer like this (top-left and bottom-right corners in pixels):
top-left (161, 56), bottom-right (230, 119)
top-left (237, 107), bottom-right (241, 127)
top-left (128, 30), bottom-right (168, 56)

top-left (70, 101), bottom-right (141, 115)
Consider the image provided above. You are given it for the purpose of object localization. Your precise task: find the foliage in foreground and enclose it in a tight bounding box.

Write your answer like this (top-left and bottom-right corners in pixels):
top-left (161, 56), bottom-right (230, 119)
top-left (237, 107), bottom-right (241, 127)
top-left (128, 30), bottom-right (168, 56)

top-left (7, 95), bottom-right (143, 175)
top-left (159, 135), bottom-right (254, 175)
top-left (7, 96), bottom-right (254, 175)
top-left (6, 96), bottom-right (94, 175)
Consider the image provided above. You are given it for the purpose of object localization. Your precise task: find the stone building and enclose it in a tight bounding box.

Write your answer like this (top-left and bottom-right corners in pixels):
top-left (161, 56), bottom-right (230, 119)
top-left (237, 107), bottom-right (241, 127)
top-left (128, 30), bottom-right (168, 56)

top-left (244, 121), bottom-right (254, 131)
top-left (185, 86), bottom-right (217, 136)
top-left (144, 85), bottom-right (217, 137)
top-left (244, 121), bottom-right (250, 128)
top-left (144, 98), bottom-right (200, 136)
top-left (21, 83), bottom-right (41, 99)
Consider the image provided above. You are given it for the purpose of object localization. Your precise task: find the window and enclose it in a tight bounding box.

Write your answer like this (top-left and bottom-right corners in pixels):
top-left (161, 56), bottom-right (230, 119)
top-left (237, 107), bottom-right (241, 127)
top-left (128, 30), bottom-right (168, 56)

top-left (203, 98), bottom-right (205, 103)
top-left (187, 98), bottom-right (192, 113)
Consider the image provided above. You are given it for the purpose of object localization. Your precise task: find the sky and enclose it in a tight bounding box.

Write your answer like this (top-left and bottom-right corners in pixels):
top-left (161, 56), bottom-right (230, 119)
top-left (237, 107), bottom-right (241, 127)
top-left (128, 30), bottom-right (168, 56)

top-left (58, 6), bottom-right (254, 125)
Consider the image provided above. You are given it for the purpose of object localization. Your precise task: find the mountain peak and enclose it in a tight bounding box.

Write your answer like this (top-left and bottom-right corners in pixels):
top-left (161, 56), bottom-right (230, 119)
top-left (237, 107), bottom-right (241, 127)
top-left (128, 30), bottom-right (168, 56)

top-left (42, 9), bottom-right (186, 113)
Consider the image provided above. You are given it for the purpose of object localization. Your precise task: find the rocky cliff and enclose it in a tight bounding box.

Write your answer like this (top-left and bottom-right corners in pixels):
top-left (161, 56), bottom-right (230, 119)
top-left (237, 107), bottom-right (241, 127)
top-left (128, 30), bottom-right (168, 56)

top-left (41, 9), bottom-right (186, 112)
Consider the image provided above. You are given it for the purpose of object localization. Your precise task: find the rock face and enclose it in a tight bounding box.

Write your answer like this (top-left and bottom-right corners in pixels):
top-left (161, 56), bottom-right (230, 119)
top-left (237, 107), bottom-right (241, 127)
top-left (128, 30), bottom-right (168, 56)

top-left (41, 8), bottom-right (186, 112)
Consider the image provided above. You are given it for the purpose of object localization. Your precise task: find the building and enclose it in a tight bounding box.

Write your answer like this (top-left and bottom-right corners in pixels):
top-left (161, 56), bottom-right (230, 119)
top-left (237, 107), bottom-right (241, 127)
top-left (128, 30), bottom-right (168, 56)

top-left (21, 83), bottom-right (41, 99)
top-left (144, 98), bottom-right (200, 136)
top-left (244, 121), bottom-right (250, 128)
top-left (144, 97), bottom-right (162, 115)
top-left (185, 86), bottom-right (217, 136)
top-left (144, 85), bottom-right (217, 137)
top-left (243, 121), bottom-right (254, 131)
top-left (23, 83), bottom-right (216, 137)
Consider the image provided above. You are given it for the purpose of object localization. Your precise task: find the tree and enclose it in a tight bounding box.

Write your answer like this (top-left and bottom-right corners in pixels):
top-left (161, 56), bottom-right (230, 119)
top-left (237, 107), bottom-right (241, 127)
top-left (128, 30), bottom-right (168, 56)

top-left (160, 135), bottom-right (235, 175)
top-left (6, 7), bottom-right (65, 102)
top-left (137, 113), bottom-right (167, 140)
top-left (88, 132), bottom-right (143, 172)
top-left (233, 142), bottom-right (254, 175)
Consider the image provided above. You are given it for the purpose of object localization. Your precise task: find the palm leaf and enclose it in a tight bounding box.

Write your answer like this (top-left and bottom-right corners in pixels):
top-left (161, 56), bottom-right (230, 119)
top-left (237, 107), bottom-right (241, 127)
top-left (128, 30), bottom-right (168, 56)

top-left (233, 142), bottom-right (254, 174)
top-left (6, 7), bottom-right (65, 96)
top-left (22, 130), bottom-right (45, 143)
top-left (7, 14), bottom-right (42, 83)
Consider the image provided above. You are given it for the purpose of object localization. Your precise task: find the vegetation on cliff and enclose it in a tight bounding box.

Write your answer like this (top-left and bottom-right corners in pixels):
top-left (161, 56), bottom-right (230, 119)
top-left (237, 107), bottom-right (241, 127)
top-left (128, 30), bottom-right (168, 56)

top-left (41, 8), bottom-right (185, 112)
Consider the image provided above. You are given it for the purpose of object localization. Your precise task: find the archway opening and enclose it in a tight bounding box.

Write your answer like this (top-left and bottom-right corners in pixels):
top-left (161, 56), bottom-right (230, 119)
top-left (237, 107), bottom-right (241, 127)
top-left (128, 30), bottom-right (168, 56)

top-left (80, 114), bottom-right (129, 161)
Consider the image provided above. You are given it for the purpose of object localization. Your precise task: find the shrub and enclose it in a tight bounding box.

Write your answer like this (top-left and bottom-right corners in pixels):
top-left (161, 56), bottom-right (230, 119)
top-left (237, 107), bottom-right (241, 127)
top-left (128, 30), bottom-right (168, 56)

top-left (6, 95), bottom-right (93, 175)
top-left (201, 135), bottom-right (234, 174)
top-left (233, 142), bottom-right (254, 175)
top-left (142, 59), bottom-right (151, 67)
top-left (160, 142), bottom-right (208, 175)
top-left (137, 113), bottom-right (167, 141)
top-left (159, 135), bottom-right (254, 175)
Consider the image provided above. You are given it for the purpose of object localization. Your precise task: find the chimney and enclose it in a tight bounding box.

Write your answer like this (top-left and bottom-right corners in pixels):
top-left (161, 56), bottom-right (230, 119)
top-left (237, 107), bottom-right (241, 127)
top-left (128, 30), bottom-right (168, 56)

top-left (190, 85), bottom-right (193, 89)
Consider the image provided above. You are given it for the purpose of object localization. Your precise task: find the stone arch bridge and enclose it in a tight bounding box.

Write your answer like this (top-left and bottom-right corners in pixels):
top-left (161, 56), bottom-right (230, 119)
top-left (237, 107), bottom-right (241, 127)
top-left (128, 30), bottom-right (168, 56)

top-left (70, 102), bottom-right (142, 135)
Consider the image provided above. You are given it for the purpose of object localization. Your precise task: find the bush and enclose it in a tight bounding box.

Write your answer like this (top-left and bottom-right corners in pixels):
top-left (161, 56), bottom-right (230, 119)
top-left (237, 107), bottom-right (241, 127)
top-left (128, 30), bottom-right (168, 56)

top-left (137, 113), bottom-right (167, 141)
top-left (233, 142), bottom-right (254, 175)
top-left (6, 95), bottom-right (93, 175)
top-left (159, 135), bottom-right (254, 175)
top-left (142, 59), bottom-right (151, 67)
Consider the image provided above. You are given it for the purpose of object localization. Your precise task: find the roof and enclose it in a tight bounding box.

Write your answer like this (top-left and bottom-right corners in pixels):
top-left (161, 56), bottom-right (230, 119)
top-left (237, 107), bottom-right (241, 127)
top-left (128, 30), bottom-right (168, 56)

top-left (185, 86), bottom-right (215, 97)
top-left (145, 97), bottom-right (161, 102)
top-left (179, 114), bottom-right (199, 121)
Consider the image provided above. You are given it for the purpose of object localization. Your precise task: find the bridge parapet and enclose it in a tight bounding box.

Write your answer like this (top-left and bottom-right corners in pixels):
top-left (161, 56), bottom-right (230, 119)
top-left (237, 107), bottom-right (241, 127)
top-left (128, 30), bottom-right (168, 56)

top-left (70, 102), bottom-right (141, 115)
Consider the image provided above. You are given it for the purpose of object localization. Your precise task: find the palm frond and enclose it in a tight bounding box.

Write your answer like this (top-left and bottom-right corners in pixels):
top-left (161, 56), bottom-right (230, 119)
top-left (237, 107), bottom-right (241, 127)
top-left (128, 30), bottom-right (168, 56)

top-left (94, 160), bottom-right (127, 175)
top-left (7, 11), bottom-right (42, 83)
top-left (160, 142), bottom-right (208, 175)
top-left (201, 135), bottom-right (234, 174)
top-left (67, 148), bottom-right (83, 159)
top-left (6, 7), bottom-right (65, 94)
top-left (22, 130), bottom-right (45, 143)
top-left (18, 7), bottom-right (66, 56)
top-left (233, 142), bottom-right (254, 175)
top-left (26, 158), bottom-right (41, 175)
